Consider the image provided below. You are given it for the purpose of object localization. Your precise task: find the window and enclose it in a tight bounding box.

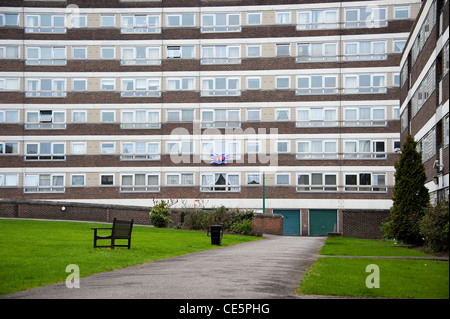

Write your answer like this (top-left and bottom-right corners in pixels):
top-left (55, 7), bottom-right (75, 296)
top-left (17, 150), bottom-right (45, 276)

top-left (124, 78), bottom-right (159, 96)
top-left (0, 13), bottom-right (19, 27)
top-left (344, 41), bottom-right (386, 60)
top-left (344, 74), bottom-right (386, 93)
top-left (101, 142), bottom-right (115, 154)
top-left (201, 140), bottom-right (240, 161)
top-left (276, 11), bottom-right (291, 24)
top-left (246, 173), bottom-right (260, 185)
top-left (345, 173), bottom-right (386, 192)
top-left (247, 12), bottom-right (261, 25)
top-left (411, 64), bottom-right (436, 117)
top-left (275, 109), bottom-right (290, 121)
top-left (0, 110), bottom-right (19, 122)
top-left (296, 108), bottom-right (338, 126)
top-left (276, 173), bottom-right (290, 185)
top-left (201, 77), bottom-right (240, 96)
top-left (167, 140), bottom-right (193, 155)
top-left (72, 78), bottom-right (87, 91)
top-left (71, 142), bottom-right (86, 154)
top-left (120, 173), bottom-right (159, 192)
top-left (247, 109), bottom-right (261, 121)
top-left (0, 78), bottom-right (20, 91)
top-left (25, 14), bottom-right (66, 33)
top-left (418, 129), bottom-right (436, 163)
top-left (394, 6), bottom-right (410, 19)
top-left (393, 73), bottom-right (400, 87)
top-left (167, 46), bottom-right (195, 59)
top-left (121, 14), bottom-right (160, 33)
top-left (343, 140), bottom-right (386, 158)
top-left (201, 13), bottom-right (240, 32)
top-left (71, 174), bottom-right (85, 186)
top-left (24, 174), bottom-right (65, 193)
top-left (26, 78), bottom-right (66, 97)
top-left (246, 140), bottom-right (260, 153)
top-left (393, 40), bottom-right (407, 53)
top-left (201, 109), bottom-right (240, 127)
top-left (0, 142), bottom-right (18, 155)
top-left (201, 173), bottom-right (240, 192)
top-left (297, 173), bottom-right (337, 191)
top-left (121, 46), bottom-right (160, 65)
top-left (297, 9), bottom-right (338, 29)
top-left (0, 174), bottom-right (18, 187)
top-left (411, 1), bottom-right (436, 65)
top-left (100, 174), bottom-right (114, 186)
top-left (276, 44), bottom-right (290, 56)
top-left (296, 140), bottom-right (337, 159)
top-left (72, 46), bottom-right (87, 59)
top-left (166, 173), bottom-right (194, 186)
top-left (121, 109), bottom-right (160, 128)
top-left (0, 46), bottom-right (19, 59)
top-left (166, 109), bottom-right (194, 122)
top-left (121, 141), bottom-right (160, 160)
top-left (101, 15), bottom-right (115, 27)
top-left (101, 47), bottom-right (115, 59)
top-left (25, 110), bottom-right (65, 129)
top-left (343, 107), bottom-right (386, 126)
top-left (166, 13), bottom-right (195, 27)
top-left (276, 77), bottom-right (290, 89)
top-left (296, 75), bottom-right (337, 94)
top-left (26, 46), bottom-right (66, 65)
top-left (277, 141), bottom-right (290, 153)
top-left (246, 77), bottom-right (261, 90)
top-left (25, 142), bottom-right (65, 160)
top-left (296, 42), bottom-right (337, 62)
top-left (247, 45), bottom-right (261, 57)
top-left (344, 7), bottom-right (387, 28)
top-left (72, 110), bottom-right (86, 123)
top-left (101, 79), bottom-right (115, 91)
top-left (201, 45), bottom-right (240, 64)
top-left (101, 110), bottom-right (115, 122)
top-left (444, 115), bottom-right (449, 147)
top-left (167, 77), bottom-right (195, 91)
top-left (121, 78), bottom-right (161, 97)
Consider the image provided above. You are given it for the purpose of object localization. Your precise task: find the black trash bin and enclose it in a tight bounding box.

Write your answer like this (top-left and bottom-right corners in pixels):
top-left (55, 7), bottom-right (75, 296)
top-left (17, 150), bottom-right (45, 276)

top-left (210, 225), bottom-right (223, 246)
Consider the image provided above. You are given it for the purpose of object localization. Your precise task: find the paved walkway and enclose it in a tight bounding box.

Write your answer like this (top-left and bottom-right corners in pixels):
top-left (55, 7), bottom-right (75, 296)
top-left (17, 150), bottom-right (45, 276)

top-left (2, 235), bottom-right (326, 299)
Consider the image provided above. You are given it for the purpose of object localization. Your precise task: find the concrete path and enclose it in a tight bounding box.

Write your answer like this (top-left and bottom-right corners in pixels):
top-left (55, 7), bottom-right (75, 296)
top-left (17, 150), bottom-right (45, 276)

top-left (2, 235), bottom-right (326, 299)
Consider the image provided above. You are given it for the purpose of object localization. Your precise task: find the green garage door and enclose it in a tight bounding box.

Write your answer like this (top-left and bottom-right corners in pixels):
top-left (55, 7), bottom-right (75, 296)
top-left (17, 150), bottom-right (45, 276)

top-left (309, 209), bottom-right (337, 236)
top-left (273, 210), bottom-right (301, 236)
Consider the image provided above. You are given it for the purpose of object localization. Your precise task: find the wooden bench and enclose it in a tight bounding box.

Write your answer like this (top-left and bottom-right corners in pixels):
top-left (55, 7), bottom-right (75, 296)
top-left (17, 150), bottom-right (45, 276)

top-left (91, 218), bottom-right (133, 249)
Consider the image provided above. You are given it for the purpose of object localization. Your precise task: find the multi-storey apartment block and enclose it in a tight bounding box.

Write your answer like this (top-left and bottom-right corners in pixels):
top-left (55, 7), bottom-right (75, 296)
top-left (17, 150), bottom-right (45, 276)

top-left (400, 0), bottom-right (449, 203)
top-left (0, 0), bottom-right (421, 236)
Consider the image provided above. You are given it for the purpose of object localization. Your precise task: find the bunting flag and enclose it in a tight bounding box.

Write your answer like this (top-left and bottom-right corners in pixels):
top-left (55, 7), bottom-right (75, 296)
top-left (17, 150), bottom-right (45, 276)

top-left (211, 154), bottom-right (229, 164)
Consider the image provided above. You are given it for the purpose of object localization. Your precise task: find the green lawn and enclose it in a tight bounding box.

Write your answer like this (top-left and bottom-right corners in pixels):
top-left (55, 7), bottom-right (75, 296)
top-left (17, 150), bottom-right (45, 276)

top-left (0, 218), bottom-right (261, 295)
top-left (298, 237), bottom-right (449, 299)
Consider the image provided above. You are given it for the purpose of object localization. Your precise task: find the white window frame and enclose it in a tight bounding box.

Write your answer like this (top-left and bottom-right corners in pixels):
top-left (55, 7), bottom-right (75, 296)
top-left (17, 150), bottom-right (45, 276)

top-left (121, 14), bottom-right (161, 33)
top-left (0, 46), bottom-right (20, 59)
top-left (201, 12), bottom-right (241, 33)
top-left (343, 106), bottom-right (387, 126)
top-left (166, 13), bottom-right (195, 27)
top-left (200, 109), bottom-right (240, 127)
top-left (121, 46), bottom-right (161, 65)
top-left (201, 77), bottom-right (240, 96)
top-left (344, 41), bottom-right (387, 60)
top-left (344, 7), bottom-right (387, 28)
top-left (71, 173), bottom-right (86, 187)
top-left (120, 109), bottom-right (160, 128)
top-left (201, 139), bottom-right (241, 161)
top-left (0, 173), bottom-right (18, 187)
top-left (297, 9), bottom-right (339, 30)
top-left (296, 140), bottom-right (338, 159)
top-left (296, 107), bottom-right (338, 127)
top-left (25, 78), bottom-right (66, 97)
top-left (296, 75), bottom-right (337, 94)
top-left (343, 74), bottom-right (387, 94)
top-left (201, 45), bottom-right (241, 64)
top-left (200, 172), bottom-right (240, 192)
top-left (121, 78), bottom-right (161, 97)
top-left (120, 173), bottom-right (160, 192)
top-left (296, 172), bottom-right (338, 192)
top-left (120, 141), bottom-right (160, 160)
top-left (24, 173), bottom-right (65, 193)
top-left (25, 14), bottom-right (66, 33)
top-left (296, 42), bottom-right (338, 62)
top-left (25, 109), bottom-right (66, 129)
top-left (25, 46), bottom-right (67, 65)
top-left (0, 142), bottom-right (18, 155)
top-left (101, 142), bottom-right (115, 154)
top-left (344, 172), bottom-right (387, 192)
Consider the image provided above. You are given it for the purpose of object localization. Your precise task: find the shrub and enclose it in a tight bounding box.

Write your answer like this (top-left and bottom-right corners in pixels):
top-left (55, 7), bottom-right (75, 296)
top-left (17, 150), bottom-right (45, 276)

top-left (149, 201), bottom-right (172, 228)
top-left (183, 210), bottom-right (211, 230)
top-left (419, 201), bottom-right (449, 252)
top-left (230, 219), bottom-right (253, 236)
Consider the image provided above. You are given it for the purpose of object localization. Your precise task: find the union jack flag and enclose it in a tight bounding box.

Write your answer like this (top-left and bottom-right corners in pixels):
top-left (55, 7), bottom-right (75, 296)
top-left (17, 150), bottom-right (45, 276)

top-left (211, 154), bottom-right (229, 164)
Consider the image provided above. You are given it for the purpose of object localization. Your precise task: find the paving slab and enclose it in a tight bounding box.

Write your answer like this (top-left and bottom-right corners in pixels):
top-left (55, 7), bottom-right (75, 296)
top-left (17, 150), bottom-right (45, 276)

top-left (2, 235), bottom-right (326, 299)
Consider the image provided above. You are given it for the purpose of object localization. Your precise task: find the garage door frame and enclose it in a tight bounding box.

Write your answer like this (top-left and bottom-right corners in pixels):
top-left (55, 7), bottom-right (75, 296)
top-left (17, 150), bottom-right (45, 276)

top-left (273, 209), bottom-right (301, 236)
top-left (309, 209), bottom-right (338, 236)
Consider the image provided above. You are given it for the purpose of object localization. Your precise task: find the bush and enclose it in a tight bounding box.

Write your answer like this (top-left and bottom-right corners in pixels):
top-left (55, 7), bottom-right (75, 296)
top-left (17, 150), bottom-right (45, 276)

top-left (149, 201), bottom-right (172, 228)
top-left (230, 219), bottom-right (253, 236)
top-left (419, 201), bottom-right (449, 252)
top-left (183, 210), bottom-right (211, 230)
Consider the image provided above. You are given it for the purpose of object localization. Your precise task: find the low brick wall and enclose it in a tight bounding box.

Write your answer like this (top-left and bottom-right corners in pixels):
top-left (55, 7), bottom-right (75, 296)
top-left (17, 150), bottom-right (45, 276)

top-left (252, 213), bottom-right (283, 236)
top-left (342, 209), bottom-right (391, 239)
top-left (0, 199), bottom-right (152, 225)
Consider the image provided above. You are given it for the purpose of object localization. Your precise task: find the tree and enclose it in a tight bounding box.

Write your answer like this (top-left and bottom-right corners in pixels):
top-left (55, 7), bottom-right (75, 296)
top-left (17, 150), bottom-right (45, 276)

top-left (389, 135), bottom-right (430, 244)
top-left (149, 200), bottom-right (172, 228)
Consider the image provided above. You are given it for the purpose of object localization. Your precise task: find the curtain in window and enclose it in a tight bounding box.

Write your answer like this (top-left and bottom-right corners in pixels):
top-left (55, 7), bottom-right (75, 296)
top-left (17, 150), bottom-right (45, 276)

top-left (181, 174), bottom-right (193, 185)
top-left (25, 175), bottom-right (38, 187)
top-left (52, 176), bottom-right (64, 186)
top-left (148, 143), bottom-right (159, 154)
top-left (122, 175), bottom-right (133, 186)
top-left (345, 141), bottom-right (357, 158)
top-left (147, 175), bottom-right (158, 186)
top-left (297, 109), bottom-right (309, 121)
top-left (167, 175), bottom-right (179, 185)
top-left (202, 174), bottom-right (213, 186)
top-left (228, 174), bottom-right (239, 185)
top-left (344, 76), bottom-right (357, 92)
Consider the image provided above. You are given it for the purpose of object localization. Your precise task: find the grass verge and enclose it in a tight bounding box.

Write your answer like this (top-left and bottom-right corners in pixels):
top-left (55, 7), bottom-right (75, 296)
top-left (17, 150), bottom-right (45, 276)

top-left (0, 218), bottom-right (261, 295)
top-left (297, 237), bottom-right (449, 299)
